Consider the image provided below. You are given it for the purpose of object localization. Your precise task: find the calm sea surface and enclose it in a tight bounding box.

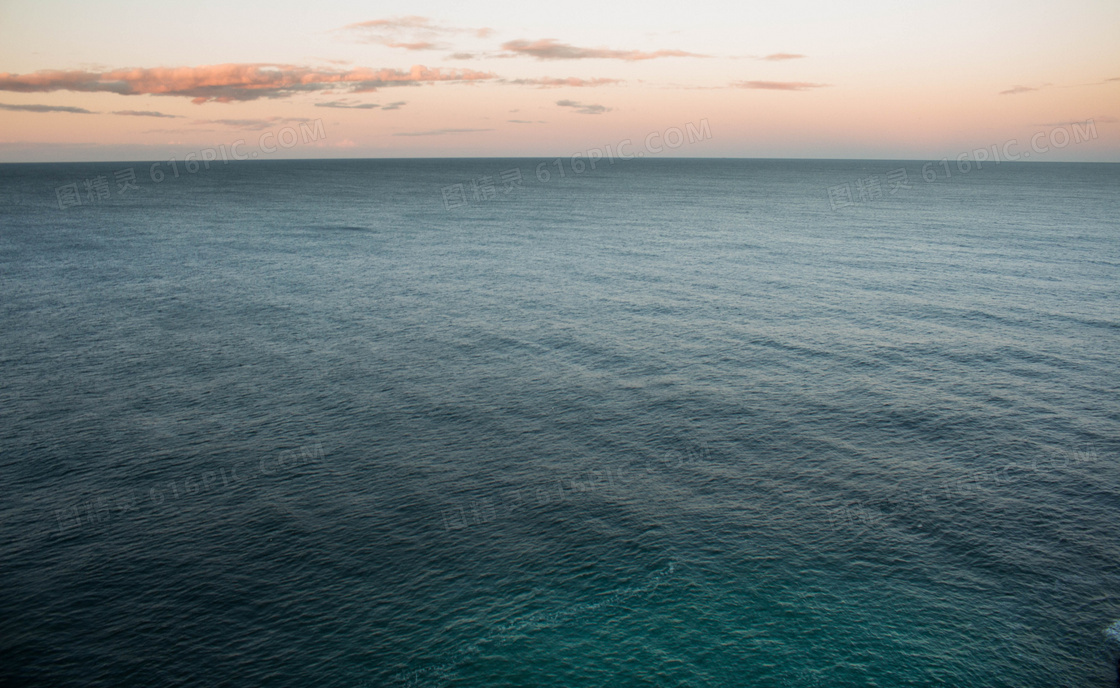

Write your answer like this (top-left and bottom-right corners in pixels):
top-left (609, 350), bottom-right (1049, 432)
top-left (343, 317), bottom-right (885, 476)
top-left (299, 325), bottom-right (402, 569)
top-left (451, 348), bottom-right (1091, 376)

top-left (1, 159), bottom-right (1118, 687)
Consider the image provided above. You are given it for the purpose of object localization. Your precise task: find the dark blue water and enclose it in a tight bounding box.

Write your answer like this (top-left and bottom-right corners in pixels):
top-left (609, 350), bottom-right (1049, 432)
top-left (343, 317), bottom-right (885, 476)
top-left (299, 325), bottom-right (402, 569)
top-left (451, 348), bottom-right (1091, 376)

top-left (1, 158), bottom-right (1118, 687)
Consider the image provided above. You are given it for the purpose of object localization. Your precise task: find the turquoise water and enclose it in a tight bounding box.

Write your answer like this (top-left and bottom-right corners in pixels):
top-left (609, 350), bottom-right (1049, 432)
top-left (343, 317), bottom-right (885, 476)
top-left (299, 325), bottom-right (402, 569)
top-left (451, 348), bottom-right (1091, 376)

top-left (1, 159), bottom-right (1118, 686)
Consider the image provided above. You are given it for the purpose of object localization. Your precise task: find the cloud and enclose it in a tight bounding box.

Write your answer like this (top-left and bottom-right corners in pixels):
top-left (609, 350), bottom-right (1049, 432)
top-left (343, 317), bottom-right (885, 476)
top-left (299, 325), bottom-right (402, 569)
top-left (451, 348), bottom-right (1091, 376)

top-left (505, 76), bottom-right (622, 88)
top-left (556, 99), bottom-right (611, 115)
top-left (0, 102), bottom-right (95, 113)
top-left (345, 16), bottom-right (433, 31)
top-left (1006, 78), bottom-right (1117, 92)
top-left (339, 16), bottom-right (493, 51)
top-left (501, 39), bottom-right (706, 61)
top-left (999, 84), bottom-right (1046, 95)
top-left (191, 116), bottom-right (313, 130)
top-left (314, 99), bottom-right (404, 110)
top-left (732, 80), bottom-right (828, 91)
top-left (448, 53), bottom-right (476, 60)
top-left (508, 119), bottom-right (546, 124)
top-left (143, 127), bottom-right (216, 133)
top-left (392, 128), bottom-right (492, 136)
top-left (760, 53), bottom-right (805, 61)
top-left (316, 100), bottom-right (380, 109)
top-left (113, 109), bottom-right (180, 117)
top-left (0, 64), bottom-right (496, 103)
top-left (385, 41), bottom-right (442, 51)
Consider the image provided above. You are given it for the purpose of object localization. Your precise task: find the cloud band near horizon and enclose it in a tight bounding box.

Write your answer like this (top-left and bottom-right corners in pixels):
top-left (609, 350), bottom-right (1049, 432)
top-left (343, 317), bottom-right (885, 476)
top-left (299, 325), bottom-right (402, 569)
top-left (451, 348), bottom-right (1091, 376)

top-left (0, 64), bottom-right (496, 103)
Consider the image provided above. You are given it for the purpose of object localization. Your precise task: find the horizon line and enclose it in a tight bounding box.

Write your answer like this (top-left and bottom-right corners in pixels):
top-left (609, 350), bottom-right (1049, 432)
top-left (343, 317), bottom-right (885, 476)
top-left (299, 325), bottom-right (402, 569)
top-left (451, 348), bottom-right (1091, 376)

top-left (2, 155), bottom-right (1118, 165)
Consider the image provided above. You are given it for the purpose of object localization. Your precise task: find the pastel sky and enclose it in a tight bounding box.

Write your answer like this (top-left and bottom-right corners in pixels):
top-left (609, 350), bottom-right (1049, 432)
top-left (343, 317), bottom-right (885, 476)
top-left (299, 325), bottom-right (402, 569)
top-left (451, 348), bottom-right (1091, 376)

top-left (1, 0), bottom-right (1118, 161)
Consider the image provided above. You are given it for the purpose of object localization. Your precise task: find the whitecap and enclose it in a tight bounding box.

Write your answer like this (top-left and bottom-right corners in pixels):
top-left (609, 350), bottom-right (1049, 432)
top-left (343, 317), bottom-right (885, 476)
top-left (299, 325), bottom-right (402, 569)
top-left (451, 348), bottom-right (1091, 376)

top-left (1106, 619), bottom-right (1120, 644)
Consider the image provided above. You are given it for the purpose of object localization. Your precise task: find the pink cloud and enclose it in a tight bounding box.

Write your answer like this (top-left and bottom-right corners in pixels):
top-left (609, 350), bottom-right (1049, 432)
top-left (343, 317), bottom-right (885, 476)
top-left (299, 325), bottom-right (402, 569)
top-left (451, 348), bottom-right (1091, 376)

top-left (344, 16), bottom-right (433, 31)
top-left (760, 53), bottom-right (805, 61)
top-left (385, 41), bottom-right (442, 51)
top-left (340, 16), bottom-right (493, 51)
top-left (0, 64), bottom-right (496, 103)
top-left (501, 39), bottom-right (706, 61)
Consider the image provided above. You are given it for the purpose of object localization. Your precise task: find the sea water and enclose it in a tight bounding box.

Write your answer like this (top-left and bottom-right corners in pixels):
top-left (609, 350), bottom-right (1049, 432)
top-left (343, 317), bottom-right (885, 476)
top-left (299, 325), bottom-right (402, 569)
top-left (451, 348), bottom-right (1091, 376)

top-left (1, 158), bottom-right (1118, 686)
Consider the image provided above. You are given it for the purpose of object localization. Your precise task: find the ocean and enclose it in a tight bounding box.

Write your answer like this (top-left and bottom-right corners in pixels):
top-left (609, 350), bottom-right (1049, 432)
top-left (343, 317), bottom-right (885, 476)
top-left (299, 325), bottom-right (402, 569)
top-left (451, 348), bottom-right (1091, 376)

top-left (1, 158), bottom-right (1118, 687)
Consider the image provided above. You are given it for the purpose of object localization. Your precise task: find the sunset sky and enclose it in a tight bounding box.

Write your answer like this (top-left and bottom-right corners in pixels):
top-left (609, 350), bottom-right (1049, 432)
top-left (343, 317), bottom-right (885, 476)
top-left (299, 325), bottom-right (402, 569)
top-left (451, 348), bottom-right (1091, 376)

top-left (1, 0), bottom-right (1117, 162)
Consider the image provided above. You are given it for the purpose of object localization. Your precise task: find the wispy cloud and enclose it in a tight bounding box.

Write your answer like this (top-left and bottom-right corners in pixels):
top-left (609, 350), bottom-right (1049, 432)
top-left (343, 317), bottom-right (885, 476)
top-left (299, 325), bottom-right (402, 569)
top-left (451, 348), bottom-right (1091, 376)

top-left (1006, 78), bottom-right (1118, 93)
top-left (508, 119), bottom-right (546, 124)
top-left (556, 99), bottom-right (611, 115)
top-left (339, 16), bottom-right (493, 51)
top-left (385, 41), bottom-right (442, 51)
top-left (0, 64), bottom-right (496, 103)
top-left (501, 39), bottom-right (706, 61)
top-left (0, 102), bottom-right (95, 113)
top-left (760, 53), bottom-right (805, 61)
top-left (999, 83), bottom-right (1047, 95)
top-left (392, 127), bottom-right (492, 136)
top-left (732, 80), bottom-right (828, 91)
top-left (113, 109), bottom-right (180, 117)
top-left (344, 16), bottom-right (490, 35)
top-left (316, 100), bottom-right (380, 109)
top-left (143, 127), bottom-right (215, 133)
top-left (381, 101), bottom-right (406, 110)
top-left (505, 76), bottom-right (622, 88)
top-left (345, 16), bottom-right (433, 31)
top-left (191, 116), bottom-right (312, 130)
top-left (1037, 116), bottom-right (1116, 126)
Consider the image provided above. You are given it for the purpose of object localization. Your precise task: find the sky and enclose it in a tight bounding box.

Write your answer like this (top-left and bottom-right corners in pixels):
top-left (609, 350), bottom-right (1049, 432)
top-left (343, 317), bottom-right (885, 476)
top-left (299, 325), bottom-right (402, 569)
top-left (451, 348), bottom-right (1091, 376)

top-left (0, 0), bottom-right (1117, 162)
